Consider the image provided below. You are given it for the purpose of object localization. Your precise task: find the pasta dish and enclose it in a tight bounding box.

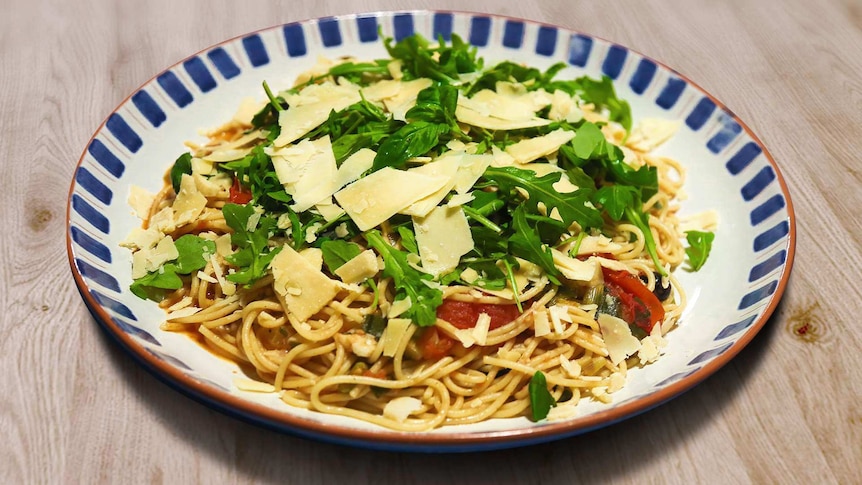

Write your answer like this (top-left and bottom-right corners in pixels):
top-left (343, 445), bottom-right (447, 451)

top-left (122, 33), bottom-right (715, 430)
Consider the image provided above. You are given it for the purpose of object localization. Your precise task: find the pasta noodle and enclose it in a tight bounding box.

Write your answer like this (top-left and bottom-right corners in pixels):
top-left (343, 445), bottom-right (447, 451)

top-left (122, 33), bottom-right (713, 430)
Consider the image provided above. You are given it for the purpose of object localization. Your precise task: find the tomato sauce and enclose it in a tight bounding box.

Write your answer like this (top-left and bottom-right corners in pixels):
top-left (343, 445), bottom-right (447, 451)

top-left (435, 300), bottom-right (521, 330)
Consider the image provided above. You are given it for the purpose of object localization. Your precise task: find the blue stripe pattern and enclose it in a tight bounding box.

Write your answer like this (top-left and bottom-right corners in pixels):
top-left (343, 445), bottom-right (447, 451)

top-left (503, 21), bottom-right (524, 48)
top-left (686, 97), bottom-right (716, 130)
top-left (656, 369), bottom-right (698, 387)
top-left (707, 115), bottom-right (742, 153)
top-left (688, 342), bottom-right (733, 365)
top-left (87, 139), bottom-right (125, 177)
top-left (738, 281), bottom-right (778, 309)
top-left (715, 315), bottom-right (758, 340)
top-left (602, 45), bottom-right (627, 79)
top-left (567, 34), bottom-right (593, 67)
top-left (105, 114), bottom-right (142, 153)
top-left (741, 167), bottom-right (776, 201)
top-left (242, 35), bottom-right (269, 66)
top-left (726, 142), bottom-right (762, 175)
top-left (749, 250), bottom-right (786, 281)
top-left (70, 226), bottom-right (112, 263)
top-left (75, 167), bottom-right (112, 204)
top-left (356, 16), bottom-right (378, 42)
top-left (91, 290), bottom-right (136, 320)
top-left (283, 24), bottom-right (307, 57)
top-left (393, 13), bottom-right (414, 41)
top-left (319, 17), bottom-right (343, 47)
top-left (76, 258), bottom-right (120, 291)
top-left (750, 195), bottom-right (785, 225)
top-left (148, 348), bottom-right (193, 371)
top-left (71, 195), bottom-right (109, 233)
top-left (535, 26), bottom-right (557, 56)
top-left (207, 48), bottom-right (241, 79)
top-left (470, 16), bottom-right (491, 47)
top-left (131, 90), bottom-right (166, 127)
top-left (433, 13), bottom-right (453, 40)
top-left (656, 77), bottom-right (686, 109)
top-left (157, 71), bottom-right (193, 108)
top-left (754, 221), bottom-right (789, 251)
top-left (629, 59), bottom-right (656, 94)
top-left (183, 57), bottom-right (217, 92)
top-left (112, 317), bottom-right (160, 345)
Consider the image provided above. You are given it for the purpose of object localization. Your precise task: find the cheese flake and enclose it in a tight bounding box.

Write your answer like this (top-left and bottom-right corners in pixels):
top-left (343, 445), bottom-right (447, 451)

top-left (173, 174), bottom-right (207, 227)
top-left (382, 396), bottom-right (423, 423)
top-left (597, 313), bottom-right (642, 365)
top-left (273, 82), bottom-right (361, 146)
top-left (505, 128), bottom-right (575, 164)
top-left (128, 186), bottom-right (155, 219)
top-left (271, 244), bottom-right (339, 322)
top-left (382, 318), bottom-right (412, 357)
top-left (551, 249), bottom-right (600, 282)
top-left (472, 313), bottom-right (491, 345)
top-left (334, 249), bottom-right (380, 284)
top-left (412, 206), bottom-right (474, 276)
top-left (334, 167), bottom-right (448, 231)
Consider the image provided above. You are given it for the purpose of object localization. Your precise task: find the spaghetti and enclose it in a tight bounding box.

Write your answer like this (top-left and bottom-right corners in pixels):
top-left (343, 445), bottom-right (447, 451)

top-left (122, 33), bottom-right (714, 430)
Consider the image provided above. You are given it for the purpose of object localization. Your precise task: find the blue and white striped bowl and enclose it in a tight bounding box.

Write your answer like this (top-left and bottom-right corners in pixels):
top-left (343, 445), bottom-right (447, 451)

top-left (66, 10), bottom-right (795, 452)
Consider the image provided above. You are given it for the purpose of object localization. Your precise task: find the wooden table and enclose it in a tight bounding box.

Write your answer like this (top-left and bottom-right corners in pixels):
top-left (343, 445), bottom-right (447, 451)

top-left (3, 0), bottom-right (860, 483)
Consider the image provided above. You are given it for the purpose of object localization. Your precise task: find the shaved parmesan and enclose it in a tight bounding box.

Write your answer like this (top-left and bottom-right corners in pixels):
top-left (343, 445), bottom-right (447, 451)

top-left (128, 186), bottom-right (155, 219)
top-left (173, 174), bottom-right (207, 226)
top-left (271, 244), bottom-right (339, 322)
top-left (505, 129), bottom-right (575, 164)
top-left (452, 154), bottom-right (494, 194)
top-left (334, 249), bottom-right (379, 284)
top-left (412, 206), bottom-right (474, 276)
top-left (533, 309), bottom-right (551, 337)
top-left (597, 313), bottom-right (642, 365)
top-left (382, 318), bottom-right (412, 357)
top-left (472, 313), bottom-right (491, 345)
top-left (335, 148), bottom-right (376, 187)
top-left (551, 249), bottom-right (600, 282)
top-left (334, 167), bottom-right (448, 231)
top-left (387, 297), bottom-right (412, 318)
top-left (627, 118), bottom-right (680, 152)
top-left (382, 396), bottom-right (423, 422)
top-left (401, 153), bottom-right (462, 217)
top-left (233, 378), bottom-right (276, 393)
top-left (274, 82), bottom-right (362, 146)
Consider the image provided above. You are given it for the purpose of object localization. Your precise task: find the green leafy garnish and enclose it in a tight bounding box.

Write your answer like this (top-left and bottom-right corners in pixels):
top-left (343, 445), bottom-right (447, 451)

top-left (364, 230), bottom-right (442, 326)
top-left (685, 231), bottom-right (715, 271)
top-left (320, 239), bottom-right (363, 273)
top-left (508, 206), bottom-right (561, 284)
top-left (169, 152), bottom-right (193, 193)
top-left (529, 371), bottom-right (556, 421)
top-left (130, 235), bottom-right (215, 301)
top-left (222, 203), bottom-right (282, 285)
top-left (483, 166), bottom-right (604, 230)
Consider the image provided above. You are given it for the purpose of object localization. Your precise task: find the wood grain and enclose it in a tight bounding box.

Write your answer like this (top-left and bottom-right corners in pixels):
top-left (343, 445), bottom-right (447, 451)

top-left (2, 0), bottom-right (860, 483)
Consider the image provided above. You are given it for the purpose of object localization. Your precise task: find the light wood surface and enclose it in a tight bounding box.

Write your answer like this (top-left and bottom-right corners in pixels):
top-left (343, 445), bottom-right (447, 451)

top-left (2, 0), bottom-right (860, 483)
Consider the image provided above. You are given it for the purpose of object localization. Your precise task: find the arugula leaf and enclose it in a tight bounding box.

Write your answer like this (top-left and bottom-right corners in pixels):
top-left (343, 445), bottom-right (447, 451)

top-left (364, 230), bottom-right (442, 326)
top-left (173, 235), bottom-right (216, 274)
top-left (320, 240), bottom-right (363, 274)
top-left (545, 75), bottom-right (631, 133)
top-left (372, 121), bottom-right (448, 171)
top-left (130, 235), bottom-right (216, 301)
top-left (385, 33), bottom-right (480, 82)
top-left (130, 264), bottom-right (183, 301)
top-left (593, 185), bottom-right (639, 222)
top-left (170, 153), bottom-right (193, 193)
top-left (508, 206), bottom-right (561, 284)
top-left (483, 166), bottom-right (604, 230)
top-left (397, 226), bottom-right (419, 254)
top-left (222, 203), bottom-right (282, 284)
top-left (624, 205), bottom-right (667, 277)
top-left (406, 83), bottom-right (460, 127)
top-left (685, 230), bottom-right (715, 271)
top-left (529, 371), bottom-right (556, 421)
